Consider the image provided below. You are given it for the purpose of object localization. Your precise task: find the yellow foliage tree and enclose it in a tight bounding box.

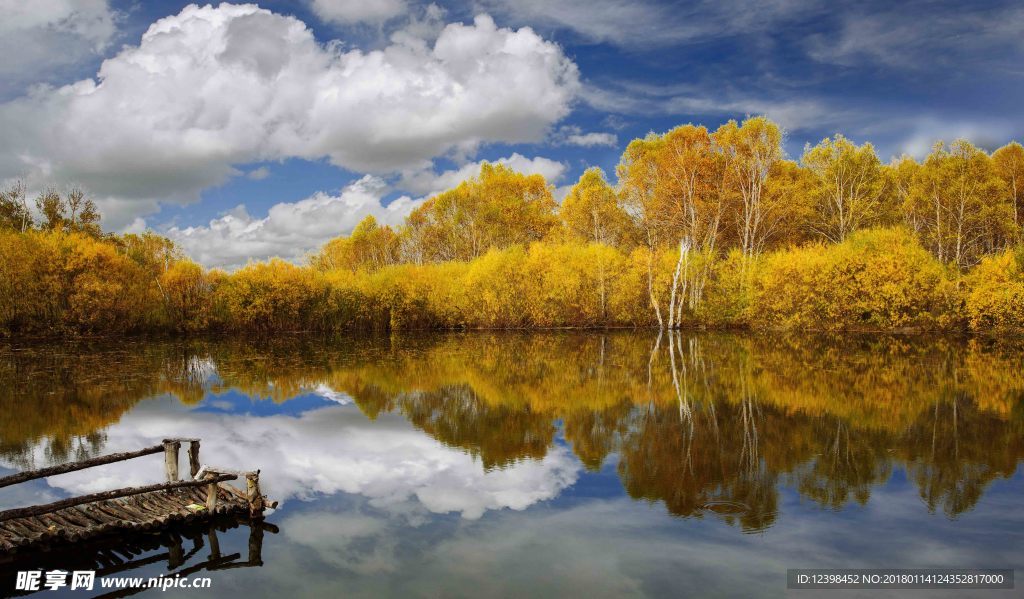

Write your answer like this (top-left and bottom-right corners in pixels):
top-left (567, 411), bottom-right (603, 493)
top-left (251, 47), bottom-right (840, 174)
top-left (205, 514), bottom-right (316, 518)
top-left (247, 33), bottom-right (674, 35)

top-left (403, 163), bottom-right (559, 262)
top-left (905, 140), bottom-right (1015, 269)
top-left (0, 181), bottom-right (31, 233)
top-left (160, 260), bottom-right (213, 332)
top-left (559, 168), bottom-right (634, 247)
top-left (992, 141), bottom-right (1024, 238)
top-left (312, 215), bottom-right (400, 273)
top-left (714, 116), bottom-right (784, 256)
top-left (802, 135), bottom-right (886, 242)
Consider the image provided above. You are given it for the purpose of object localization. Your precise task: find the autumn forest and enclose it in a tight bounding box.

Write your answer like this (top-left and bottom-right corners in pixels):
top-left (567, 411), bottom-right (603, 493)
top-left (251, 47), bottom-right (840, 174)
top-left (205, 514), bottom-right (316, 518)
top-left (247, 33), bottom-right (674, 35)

top-left (2, 116), bottom-right (1024, 336)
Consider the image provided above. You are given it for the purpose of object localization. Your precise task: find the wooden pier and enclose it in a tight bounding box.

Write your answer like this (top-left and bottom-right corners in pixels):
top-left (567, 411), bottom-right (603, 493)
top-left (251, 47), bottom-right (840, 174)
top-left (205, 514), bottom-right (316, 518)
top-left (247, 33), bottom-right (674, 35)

top-left (0, 439), bottom-right (276, 554)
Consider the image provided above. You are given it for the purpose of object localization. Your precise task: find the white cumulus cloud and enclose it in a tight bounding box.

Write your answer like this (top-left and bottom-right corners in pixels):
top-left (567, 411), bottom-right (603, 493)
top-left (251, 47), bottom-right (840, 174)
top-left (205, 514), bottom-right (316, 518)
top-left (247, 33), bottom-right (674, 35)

top-left (564, 132), bottom-right (617, 147)
top-left (310, 0), bottom-right (408, 25)
top-left (246, 166), bottom-right (271, 180)
top-left (553, 125), bottom-right (617, 147)
top-left (3, 403), bottom-right (580, 520)
top-left (167, 175), bottom-right (422, 270)
top-left (0, 0), bottom-right (118, 94)
top-left (0, 3), bottom-right (580, 229)
top-left (398, 153), bottom-right (567, 197)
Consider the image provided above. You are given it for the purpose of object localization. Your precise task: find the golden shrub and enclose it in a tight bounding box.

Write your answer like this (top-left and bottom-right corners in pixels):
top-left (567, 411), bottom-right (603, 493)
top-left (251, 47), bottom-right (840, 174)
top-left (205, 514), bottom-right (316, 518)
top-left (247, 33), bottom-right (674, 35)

top-left (752, 228), bottom-right (959, 331)
top-left (964, 249), bottom-right (1024, 331)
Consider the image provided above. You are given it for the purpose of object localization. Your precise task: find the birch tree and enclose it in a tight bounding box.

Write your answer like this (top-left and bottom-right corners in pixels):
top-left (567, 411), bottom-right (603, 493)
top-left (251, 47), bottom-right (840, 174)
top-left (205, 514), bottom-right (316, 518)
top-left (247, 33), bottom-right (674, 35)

top-left (907, 140), bottom-right (1013, 269)
top-left (560, 167), bottom-right (635, 247)
top-left (992, 142), bottom-right (1024, 240)
top-left (713, 117), bottom-right (783, 257)
top-left (312, 215), bottom-right (400, 272)
top-left (402, 163), bottom-right (559, 262)
top-left (655, 125), bottom-right (727, 325)
top-left (618, 134), bottom-right (667, 328)
top-left (0, 181), bottom-right (32, 232)
top-left (802, 135), bottom-right (885, 243)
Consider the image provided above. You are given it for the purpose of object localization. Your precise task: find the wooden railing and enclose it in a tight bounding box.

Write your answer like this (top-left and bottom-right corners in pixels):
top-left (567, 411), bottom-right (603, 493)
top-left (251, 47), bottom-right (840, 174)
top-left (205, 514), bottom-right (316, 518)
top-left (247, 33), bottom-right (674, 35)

top-left (0, 438), bottom-right (272, 524)
top-left (0, 475), bottom-right (238, 523)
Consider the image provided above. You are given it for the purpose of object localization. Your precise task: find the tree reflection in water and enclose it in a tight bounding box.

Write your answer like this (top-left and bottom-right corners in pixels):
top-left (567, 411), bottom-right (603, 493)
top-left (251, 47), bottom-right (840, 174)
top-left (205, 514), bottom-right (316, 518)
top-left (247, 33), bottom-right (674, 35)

top-left (1, 332), bottom-right (1022, 531)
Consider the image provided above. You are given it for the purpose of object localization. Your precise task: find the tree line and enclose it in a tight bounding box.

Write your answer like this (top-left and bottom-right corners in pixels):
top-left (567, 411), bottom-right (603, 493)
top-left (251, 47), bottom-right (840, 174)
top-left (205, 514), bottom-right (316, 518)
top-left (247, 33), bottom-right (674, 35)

top-left (2, 115), bottom-right (1024, 335)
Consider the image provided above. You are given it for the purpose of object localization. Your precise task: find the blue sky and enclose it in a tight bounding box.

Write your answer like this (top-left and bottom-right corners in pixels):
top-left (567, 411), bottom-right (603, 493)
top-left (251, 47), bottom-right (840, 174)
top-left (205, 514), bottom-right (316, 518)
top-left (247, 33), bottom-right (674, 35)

top-left (0, 0), bottom-right (1021, 267)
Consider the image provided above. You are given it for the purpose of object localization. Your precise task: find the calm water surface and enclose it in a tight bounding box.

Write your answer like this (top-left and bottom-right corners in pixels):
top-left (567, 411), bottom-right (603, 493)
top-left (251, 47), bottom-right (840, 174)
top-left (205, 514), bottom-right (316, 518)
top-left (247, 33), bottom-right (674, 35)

top-left (0, 332), bottom-right (1022, 598)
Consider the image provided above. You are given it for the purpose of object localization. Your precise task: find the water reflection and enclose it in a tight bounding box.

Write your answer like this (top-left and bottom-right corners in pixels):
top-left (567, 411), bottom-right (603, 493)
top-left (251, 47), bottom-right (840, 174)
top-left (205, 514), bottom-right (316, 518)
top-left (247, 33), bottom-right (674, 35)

top-left (1, 332), bottom-right (1022, 531)
top-left (0, 516), bottom-right (274, 597)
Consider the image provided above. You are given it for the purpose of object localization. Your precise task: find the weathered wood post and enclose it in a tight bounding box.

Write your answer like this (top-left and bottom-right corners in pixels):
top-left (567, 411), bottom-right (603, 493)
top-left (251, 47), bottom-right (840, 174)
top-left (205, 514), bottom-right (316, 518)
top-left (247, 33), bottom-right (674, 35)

top-left (187, 441), bottom-right (201, 478)
top-left (163, 440), bottom-right (181, 482)
top-left (245, 470), bottom-right (265, 518)
top-left (205, 474), bottom-right (219, 513)
top-left (248, 522), bottom-right (264, 565)
top-left (168, 534), bottom-right (184, 569)
top-left (208, 526), bottom-right (221, 559)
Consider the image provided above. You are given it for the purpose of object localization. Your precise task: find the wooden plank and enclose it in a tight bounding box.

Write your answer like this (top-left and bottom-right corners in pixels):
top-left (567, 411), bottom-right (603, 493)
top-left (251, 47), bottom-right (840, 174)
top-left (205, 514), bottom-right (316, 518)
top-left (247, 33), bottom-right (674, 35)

top-left (0, 474), bottom-right (236, 523)
top-left (90, 504), bottom-right (136, 529)
top-left (150, 492), bottom-right (185, 510)
top-left (15, 517), bottom-right (51, 536)
top-left (1, 521), bottom-right (37, 543)
top-left (0, 535), bottom-right (14, 552)
top-left (108, 500), bottom-right (156, 525)
top-left (135, 496), bottom-right (174, 519)
top-left (56, 507), bottom-right (96, 528)
top-left (199, 466), bottom-right (256, 478)
top-left (185, 487), bottom-right (207, 505)
top-left (134, 498), bottom-right (174, 525)
top-left (0, 445), bottom-right (165, 489)
top-left (127, 495), bottom-right (165, 517)
top-left (70, 505), bottom-right (109, 527)
top-left (78, 504), bottom-right (119, 525)
top-left (106, 500), bottom-right (152, 521)
top-left (220, 478), bottom-right (278, 511)
top-left (43, 512), bottom-right (87, 540)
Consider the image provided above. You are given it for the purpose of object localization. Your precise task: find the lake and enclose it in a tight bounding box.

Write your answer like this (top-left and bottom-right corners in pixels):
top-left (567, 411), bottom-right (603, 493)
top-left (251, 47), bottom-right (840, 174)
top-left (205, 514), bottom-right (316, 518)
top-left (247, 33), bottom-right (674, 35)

top-left (0, 332), bottom-right (1022, 597)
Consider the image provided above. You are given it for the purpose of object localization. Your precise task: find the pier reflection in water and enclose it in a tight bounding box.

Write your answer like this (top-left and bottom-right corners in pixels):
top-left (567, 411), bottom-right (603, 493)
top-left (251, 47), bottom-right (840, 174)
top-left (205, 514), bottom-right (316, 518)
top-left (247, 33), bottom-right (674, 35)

top-left (0, 332), bottom-right (1021, 597)
top-left (0, 516), bottom-right (275, 597)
